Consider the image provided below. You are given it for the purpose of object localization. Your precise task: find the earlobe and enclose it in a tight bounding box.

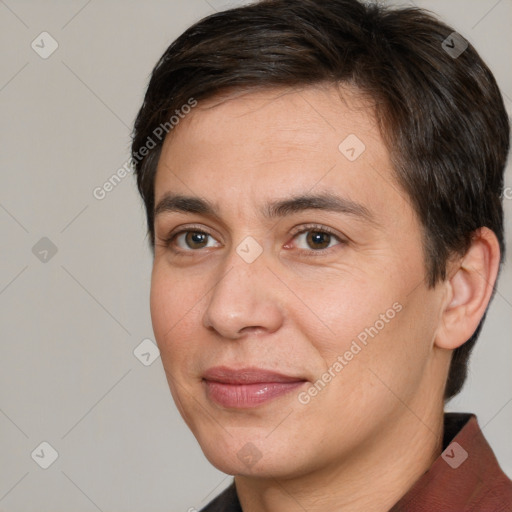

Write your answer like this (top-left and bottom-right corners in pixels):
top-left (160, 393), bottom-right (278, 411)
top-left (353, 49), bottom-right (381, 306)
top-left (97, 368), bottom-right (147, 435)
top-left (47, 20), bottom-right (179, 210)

top-left (435, 228), bottom-right (501, 350)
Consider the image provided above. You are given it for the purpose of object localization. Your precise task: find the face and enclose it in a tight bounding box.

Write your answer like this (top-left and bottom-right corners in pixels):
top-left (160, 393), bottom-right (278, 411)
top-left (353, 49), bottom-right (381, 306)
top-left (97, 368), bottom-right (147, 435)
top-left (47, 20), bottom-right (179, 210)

top-left (150, 86), bottom-right (447, 478)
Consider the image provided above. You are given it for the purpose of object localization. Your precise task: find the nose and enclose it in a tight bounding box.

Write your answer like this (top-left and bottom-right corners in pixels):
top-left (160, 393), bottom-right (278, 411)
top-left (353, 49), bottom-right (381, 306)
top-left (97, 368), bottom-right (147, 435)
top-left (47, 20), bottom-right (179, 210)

top-left (202, 252), bottom-right (284, 339)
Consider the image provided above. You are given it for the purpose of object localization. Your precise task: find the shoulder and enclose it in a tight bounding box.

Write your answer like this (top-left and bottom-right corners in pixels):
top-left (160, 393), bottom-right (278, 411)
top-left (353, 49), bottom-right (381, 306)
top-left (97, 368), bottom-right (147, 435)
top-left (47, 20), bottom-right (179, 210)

top-left (392, 413), bottom-right (512, 511)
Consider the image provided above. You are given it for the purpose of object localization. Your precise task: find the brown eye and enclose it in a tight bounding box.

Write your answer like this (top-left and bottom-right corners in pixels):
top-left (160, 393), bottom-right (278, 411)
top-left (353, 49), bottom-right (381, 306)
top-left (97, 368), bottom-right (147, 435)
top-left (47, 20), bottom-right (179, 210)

top-left (291, 228), bottom-right (342, 252)
top-left (171, 230), bottom-right (220, 251)
top-left (306, 231), bottom-right (332, 250)
top-left (184, 231), bottom-right (209, 249)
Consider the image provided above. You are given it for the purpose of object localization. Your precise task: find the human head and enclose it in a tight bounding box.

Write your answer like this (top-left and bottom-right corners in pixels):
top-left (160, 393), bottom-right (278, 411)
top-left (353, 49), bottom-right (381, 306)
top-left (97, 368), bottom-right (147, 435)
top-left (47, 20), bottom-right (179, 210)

top-left (132, 0), bottom-right (508, 405)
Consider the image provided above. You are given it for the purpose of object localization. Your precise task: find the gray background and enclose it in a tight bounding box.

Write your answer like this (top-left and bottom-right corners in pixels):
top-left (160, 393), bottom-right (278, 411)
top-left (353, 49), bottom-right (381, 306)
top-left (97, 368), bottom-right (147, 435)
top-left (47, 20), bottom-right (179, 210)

top-left (1, 0), bottom-right (511, 510)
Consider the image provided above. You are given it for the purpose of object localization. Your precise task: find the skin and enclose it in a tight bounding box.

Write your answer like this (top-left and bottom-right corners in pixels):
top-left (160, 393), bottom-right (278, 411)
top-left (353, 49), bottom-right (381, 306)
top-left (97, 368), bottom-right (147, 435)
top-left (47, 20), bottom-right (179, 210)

top-left (149, 85), bottom-right (500, 512)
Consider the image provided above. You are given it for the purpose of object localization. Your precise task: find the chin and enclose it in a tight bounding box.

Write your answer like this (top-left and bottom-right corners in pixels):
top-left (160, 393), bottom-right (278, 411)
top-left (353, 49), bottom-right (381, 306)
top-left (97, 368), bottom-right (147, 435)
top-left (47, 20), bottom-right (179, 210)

top-left (196, 429), bottom-right (311, 479)
top-left (204, 450), bottom-right (297, 478)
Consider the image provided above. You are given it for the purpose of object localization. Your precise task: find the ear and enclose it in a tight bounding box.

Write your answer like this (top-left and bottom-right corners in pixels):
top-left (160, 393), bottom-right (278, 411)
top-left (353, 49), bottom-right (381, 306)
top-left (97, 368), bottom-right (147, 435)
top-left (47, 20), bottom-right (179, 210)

top-left (435, 227), bottom-right (501, 350)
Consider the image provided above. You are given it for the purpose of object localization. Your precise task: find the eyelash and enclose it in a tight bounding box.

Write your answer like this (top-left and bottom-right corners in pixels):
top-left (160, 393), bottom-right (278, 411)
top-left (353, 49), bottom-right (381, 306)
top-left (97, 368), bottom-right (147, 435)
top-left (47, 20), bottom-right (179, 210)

top-left (160, 224), bottom-right (209, 252)
top-left (287, 224), bottom-right (345, 256)
top-left (160, 223), bottom-right (346, 256)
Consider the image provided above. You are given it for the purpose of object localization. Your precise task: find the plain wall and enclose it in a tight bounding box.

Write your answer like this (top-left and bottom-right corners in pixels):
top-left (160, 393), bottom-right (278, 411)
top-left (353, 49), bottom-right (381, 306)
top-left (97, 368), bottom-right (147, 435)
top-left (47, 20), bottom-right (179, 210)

top-left (1, 0), bottom-right (511, 510)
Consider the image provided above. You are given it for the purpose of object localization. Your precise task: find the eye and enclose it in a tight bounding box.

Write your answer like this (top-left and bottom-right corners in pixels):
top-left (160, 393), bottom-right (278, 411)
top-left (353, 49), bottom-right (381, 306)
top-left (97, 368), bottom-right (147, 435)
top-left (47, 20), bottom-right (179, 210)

top-left (290, 227), bottom-right (344, 252)
top-left (173, 230), bottom-right (220, 250)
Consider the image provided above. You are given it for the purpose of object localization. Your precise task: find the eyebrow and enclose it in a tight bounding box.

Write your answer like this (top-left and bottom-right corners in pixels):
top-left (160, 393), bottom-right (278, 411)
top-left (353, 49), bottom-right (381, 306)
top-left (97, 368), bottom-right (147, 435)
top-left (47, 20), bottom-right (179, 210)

top-left (154, 192), bottom-right (375, 224)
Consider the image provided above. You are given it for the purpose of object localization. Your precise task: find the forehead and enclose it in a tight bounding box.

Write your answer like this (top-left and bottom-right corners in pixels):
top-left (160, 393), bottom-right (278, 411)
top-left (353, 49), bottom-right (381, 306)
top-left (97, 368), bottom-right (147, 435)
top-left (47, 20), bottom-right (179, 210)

top-left (154, 85), bottom-right (408, 221)
top-left (163, 85), bottom-right (381, 154)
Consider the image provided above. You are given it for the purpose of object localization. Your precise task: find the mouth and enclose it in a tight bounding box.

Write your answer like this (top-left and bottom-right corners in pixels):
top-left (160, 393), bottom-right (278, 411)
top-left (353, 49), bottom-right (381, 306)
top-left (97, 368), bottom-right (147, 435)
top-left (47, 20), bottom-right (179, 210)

top-left (202, 366), bottom-right (308, 409)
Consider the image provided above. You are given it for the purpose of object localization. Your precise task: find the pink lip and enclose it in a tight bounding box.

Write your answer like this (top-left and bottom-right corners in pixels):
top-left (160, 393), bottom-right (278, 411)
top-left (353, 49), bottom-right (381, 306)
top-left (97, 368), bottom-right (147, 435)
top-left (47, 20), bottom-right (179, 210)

top-left (202, 366), bottom-right (307, 408)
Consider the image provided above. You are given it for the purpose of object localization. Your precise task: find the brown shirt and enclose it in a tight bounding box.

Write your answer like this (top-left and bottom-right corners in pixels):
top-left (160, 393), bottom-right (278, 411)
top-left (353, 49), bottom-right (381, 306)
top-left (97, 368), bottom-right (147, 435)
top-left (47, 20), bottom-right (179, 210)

top-left (200, 413), bottom-right (512, 511)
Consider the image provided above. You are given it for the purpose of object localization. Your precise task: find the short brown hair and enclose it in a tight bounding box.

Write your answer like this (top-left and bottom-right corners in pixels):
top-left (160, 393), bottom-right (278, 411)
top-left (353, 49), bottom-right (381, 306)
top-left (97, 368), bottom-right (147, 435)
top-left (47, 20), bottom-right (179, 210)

top-left (131, 0), bottom-right (509, 400)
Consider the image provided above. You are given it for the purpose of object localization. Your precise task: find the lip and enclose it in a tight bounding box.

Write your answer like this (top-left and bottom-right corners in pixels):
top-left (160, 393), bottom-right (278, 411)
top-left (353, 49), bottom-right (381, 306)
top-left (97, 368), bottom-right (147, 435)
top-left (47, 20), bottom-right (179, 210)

top-left (202, 366), bottom-right (307, 408)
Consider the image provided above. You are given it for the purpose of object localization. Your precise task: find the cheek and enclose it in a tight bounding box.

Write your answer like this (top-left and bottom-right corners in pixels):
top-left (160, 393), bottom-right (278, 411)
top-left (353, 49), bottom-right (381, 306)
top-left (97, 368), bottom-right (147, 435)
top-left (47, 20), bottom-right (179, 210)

top-left (294, 274), bottom-right (400, 360)
top-left (150, 265), bottom-right (197, 364)
top-left (297, 267), bottom-right (435, 390)
top-left (150, 268), bottom-right (175, 343)
top-left (150, 262), bottom-right (226, 386)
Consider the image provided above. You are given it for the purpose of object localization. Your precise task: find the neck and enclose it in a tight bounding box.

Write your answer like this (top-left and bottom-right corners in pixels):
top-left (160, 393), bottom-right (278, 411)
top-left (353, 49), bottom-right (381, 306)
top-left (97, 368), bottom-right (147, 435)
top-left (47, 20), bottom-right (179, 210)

top-left (234, 399), bottom-right (445, 512)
